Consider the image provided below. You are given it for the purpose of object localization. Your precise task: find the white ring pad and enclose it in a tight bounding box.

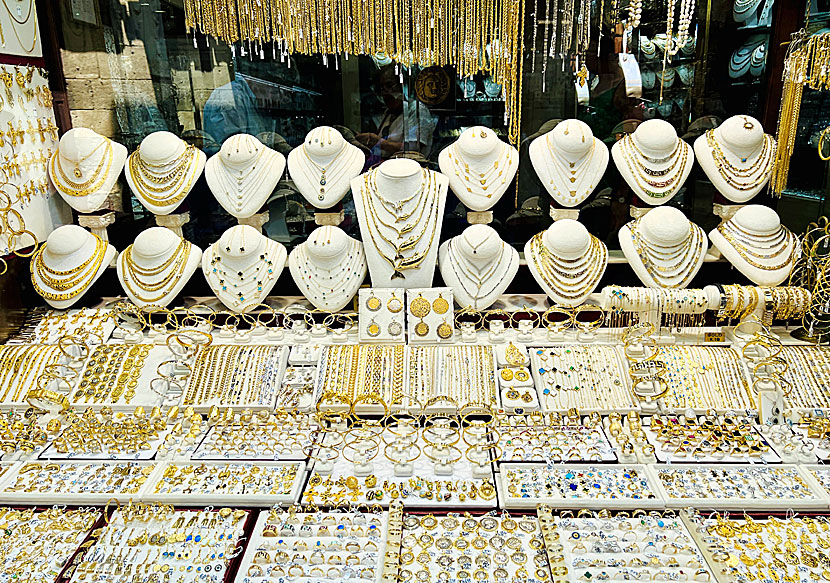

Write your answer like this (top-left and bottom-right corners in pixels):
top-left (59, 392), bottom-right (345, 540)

top-left (438, 125), bottom-right (518, 211)
top-left (116, 227), bottom-right (202, 308)
top-left (438, 224), bottom-right (519, 310)
top-left (288, 225), bottom-right (368, 311)
top-left (205, 133), bottom-right (285, 219)
top-left (352, 158), bottom-right (448, 289)
top-left (619, 206), bottom-right (707, 289)
top-left (693, 114), bottom-right (775, 203)
top-left (31, 224), bottom-right (117, 309)
top-left (525, 219), bottom-right (608, 306)
top-left (529, 119), bottom-right (609, 208)
top-left (287, 126), bottom-right (365, 210)
top-left (709, 204), bottom-right (798, 286)
top-left (124, 131), bottom-right (206, 216)
top-left (611, 119), bottom-right (694, 206)
top-left (202, 225), bottom-right (287, 313)
top-left (48, 128), bottom-right (127, 213)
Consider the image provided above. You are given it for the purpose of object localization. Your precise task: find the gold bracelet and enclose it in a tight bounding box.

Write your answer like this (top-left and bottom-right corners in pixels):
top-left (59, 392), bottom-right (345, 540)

top-left (25, 387), bottom-right (69, 413)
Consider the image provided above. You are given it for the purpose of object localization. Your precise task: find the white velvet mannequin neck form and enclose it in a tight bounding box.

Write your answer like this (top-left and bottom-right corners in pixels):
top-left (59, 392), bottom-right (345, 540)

top-left (619, 206), bottom-right (707, 289)
top-left (124, 131), bottom-right (206, 216)
top-left (612, 119), bottom-right (694, 206)
top-left (287, 127), bottom-right (365, 210)
top-left (49, 128), bottom-right (128, 213)
top-left (438, 224), bottom-right (519, 310)
top-left (525, 219), bottom-right (608, 306)
top-left (205, 134), bottom-right (285, 218)
top-left (694, 115), bottom-right (774, 203)
top-left (202, 225), bottom-right (287, 313)
top-left (289, 225), bottom-right (367, 311)
top-left (116, 227), bottom-right (202, 308)
top-left (32, 225), bottom-right (116, 309)
top-left (709, 204), bottom-right (797, 286)
top-left (352, 158), bottom-right (448, 289)
top-left (529, 119), bottom-right (609, 207)
top-left (438, 126), bottom-right (518, 211)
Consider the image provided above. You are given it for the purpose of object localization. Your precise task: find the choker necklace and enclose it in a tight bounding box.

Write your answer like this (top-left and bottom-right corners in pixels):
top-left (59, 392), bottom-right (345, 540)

top-left (120, 239), bottom-right (192, 304)
top-left (295, 239), bottom-right (365, 304)
top-left (51, 140), bottom-right (114, 198)
top-left (446, 238), bottom-right (514, 308)
top-left (717, 221), bottom-right (797, 271)
top-left (31, 234), bottom-right (108, 301)
top-left (705, 129), bottom-right (773, 191)
top-left (528, 232), bottom-right (606, 300)
top-left (128, 144), bottom-right (199, 207)
top-left (629, 218), bottom-right (705, 288)
top-left (447, 142), bottom-right (514, 198)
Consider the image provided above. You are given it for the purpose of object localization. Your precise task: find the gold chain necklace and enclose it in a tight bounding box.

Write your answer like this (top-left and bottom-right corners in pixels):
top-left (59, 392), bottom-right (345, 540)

top-left (619, 135), bottom-right (690, 199)
top-left (705, 129), bottom-right (773, 191)
top-left (529, 232), bottom-right (606, 300)
top-left (1, 0), bottom-right (36, 53)
top-left (629, 218), bottom-right (704, 288)
top-left (447, 142), bottom-right (514, 198)
top-left (128, 144), bottom-right (198, 206)
top-left (31, 235), bottom-right (107, 300)
top-left (717, 223), bottom-right (798, 270)
top-left (299, 143), bottom-right (348, 202)
top-left (120, 240), bottom-right (191, 303)
top-left (50, 141), bottom-right (114, 197)
top-left (447, 238), bottom-right (514, 305)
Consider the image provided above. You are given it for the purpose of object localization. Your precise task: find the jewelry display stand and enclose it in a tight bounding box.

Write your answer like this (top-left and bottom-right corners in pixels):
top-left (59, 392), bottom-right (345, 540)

top-left (525, 219), bottom-right (608, 306)
top-left (202, 225), bottom-right (287, 313)
top-left (619, 206), bottom-right (707, 289)
top-left (352, 158), bottom-right (448, 288)
top-left (76, 212), bottom-right (116, 266)
top-left (529, 119), bottom-right (609, 208)
top-left (155, 212), bottom-right (190, 238)
top-left (288, 225), bottom-right (367, 311)
top-left (734, 0), bottom-right (774, 26)
top-left (612, 119), bottom-right (694, 206)
top-left (287, 126), bottom-right (364, 209)
top-left (694, 115), bottom-right (774, 203)
top-left (30, 225), bottom-right (117, 309)
top-left (237, 210), bottom-right (270, 233)
top-left (709, 204), bottom-right (797, 286)
top-left (205, 133), bottom-right (284, 219)
top-left (438, 224), bottom-right (519, 310)
top-left (124, 131), bottom-right (206, 216)
top-left (358, 288), bottom-right (406, 342)
top-left (48, 128), bottom-right (127, 214)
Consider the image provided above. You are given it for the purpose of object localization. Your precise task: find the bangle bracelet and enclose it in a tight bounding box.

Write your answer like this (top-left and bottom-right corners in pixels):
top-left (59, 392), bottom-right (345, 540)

top-left (25, 387), bottom-right (70, 414)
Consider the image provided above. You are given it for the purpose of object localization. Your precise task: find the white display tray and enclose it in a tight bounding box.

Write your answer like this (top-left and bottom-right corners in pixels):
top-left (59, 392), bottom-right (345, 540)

top-left (495, 424), bottom-right (618, 463)
top-left (37, 427), bottom-right (172, 461)
top-left (191, 424), bottom-right (318, 461)
top-left (649, 464), bottom-right (829, 510)
top-left (0, 460), bottom-right (160, 504)
top-left (235, 510), bottom-right (389, 583)
top-left (498, 463), bottom-right (663, 509)
top-left (145, 460), bottom-right (306, 506)
top-left (642, 418), bottom-right (780, 464)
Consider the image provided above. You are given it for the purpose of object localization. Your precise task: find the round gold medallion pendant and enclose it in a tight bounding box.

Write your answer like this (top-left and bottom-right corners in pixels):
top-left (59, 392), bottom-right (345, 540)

top-left (437, 322), bottom-right (453, 339)
top-left (414, 321), bottom-right (429, 336)
top-left (432, 294), bottom-right (450, 314)
top-left (410, 295), bottom-right (431, 318)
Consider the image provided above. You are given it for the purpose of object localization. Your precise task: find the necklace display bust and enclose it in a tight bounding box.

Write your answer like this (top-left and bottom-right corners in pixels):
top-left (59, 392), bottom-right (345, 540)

top-left (612, 119), bottom-right (694, 206)
top-left (125, 131), bottom-right (206, 216)
top-left (619, 206), bottom-right (707, 289)
top-left (438, 126), bottom-right (518, 211)
top-left (352, 158), bottom-right (448, 289)
top-left (206, 134), bottom-right (285, 218)
top-left (117, 227), bottom-right (202, 308)
top-left (202, 225), bottom-right (287, 313)
top-left (529, 119), bottom-right (609, 208)
top-left (30, 225), bottom-right (116, 309)
top-left (438, 224), bottom-right (519, 310)
top-left (48, 128), bottom-right (127, 213)
top-left (694, 115), bottom-right (774, 203)
top-left (525, 219), bottom-right (608, 306)
top-left (710, 204), bottom-right (798, 286)
top-left (289, 225), bottom-right (367, 311)
top-left (287, 127), bottom-right (365, 209)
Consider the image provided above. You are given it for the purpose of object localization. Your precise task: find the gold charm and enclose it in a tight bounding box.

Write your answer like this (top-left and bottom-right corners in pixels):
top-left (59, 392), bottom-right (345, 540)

top-left (504, 342), bottom-right (525, 367)
top-left (409, 294), bottom-right (431, 318)
top-left (437, 322), bottom-right (453, 339)
top-left (367, 319), bottom-right (380, 337)
top-left (414, 321), bottom-right (429, 336)
top-left (432, 293), bottom-right (449, 315)
top-left (387, 292), bottom-right (403, 313)
top-left (366, 291), bottom-right (381, 312)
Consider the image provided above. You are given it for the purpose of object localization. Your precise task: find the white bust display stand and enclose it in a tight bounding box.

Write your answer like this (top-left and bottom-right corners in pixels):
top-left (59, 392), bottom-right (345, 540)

top-left (287, 126), bottom-right (364, 210)
top-left (31, 225), bottom-right (117, 309)
top-left (202, 225), bottom-right (287, 313)
top-left (525, 219), bottom-right (608, 306)
top-left (612, 119), bottom-right (694, 206)
top-left (438, 126), bottom-right (518, 215)
top-left (116, 227), bottom-right (202, 308)
top-left (352, 158), bottom-right (448, 289)
top-left (205, 133), bottom-right (285, 219)
top-left (619, 206), bottom-right (707, 289)
top-left (529, 119), bottom-right (609, 211)
top-left (438, 224), bottom-right (519, 310)
top-left (709, 205), bottom-right (797, 286)
top-left (49, 128), bottom-right (127, 214)
top-left (124, 131), bottom-right (206, 216)
top-left (288, 225), bottom-right (368, 311)
top-left (694, 114), bottom-right (774, 204)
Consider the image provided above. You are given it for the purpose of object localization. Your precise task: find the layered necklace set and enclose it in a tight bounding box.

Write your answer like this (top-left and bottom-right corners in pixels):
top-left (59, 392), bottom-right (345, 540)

top-left (294, 237), bottom-right (365, 304)
top-left (128, 143), bottom-right (199, 207)
top-left (705, 126), bottom-right (774, 192)
top-left (527, 232), bottom-right (606, 301)
top-left (51, 138), bottom-right (114, 198)
top-left (297, 131), bottom-right (354, 202)
top-left (119, 239), bottom-right (193, 304)
top-left (542, 130), bottom-right (597, 204)
top-left (446, 139), bottom-right (515, 198)
top-left (445, 234), bottom-right (515, 308)
top-left (717, 220), bottom-right (797, 271)
top-left (212, 142), bottom-right (271, 213)
top-left (618, 135), bottom-right (691, 200)
top-left (31, 234), bottom-right (107, 301)
top-left (629, 217), bottom-right (706, 288)
top-left (360, 168), bottom-right (441, 280)
top-left (206, 238), bottom-right (277, 306)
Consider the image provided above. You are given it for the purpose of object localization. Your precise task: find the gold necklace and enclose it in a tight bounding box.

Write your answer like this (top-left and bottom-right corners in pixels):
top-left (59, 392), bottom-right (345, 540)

top-left (1, 0), bottom-right (36, 53)
top-left (128, 144), bottom-right (199, 206)
top-left (120, 240), bottom-right (191, 303)
top-left (447, 142), bottom-right (514, 197)
top-left (30, 235), bottom-right (107, 301)
top-left (300, 143), bottom-right (348, 202)
top-left (619, 135), bottom-right (690, 199)
top-left (717, 223), bottom-right (798, 271)
top-left (446, 238), bottom-right (514, 306)
top-left (529, 232), bottom-right (606, 300)
top-left (629, 218), bottom-right (705, 288)
top-left (705, 129), bottom-right (773, 191)
top-left (51, 141), bottom-right (114, 197)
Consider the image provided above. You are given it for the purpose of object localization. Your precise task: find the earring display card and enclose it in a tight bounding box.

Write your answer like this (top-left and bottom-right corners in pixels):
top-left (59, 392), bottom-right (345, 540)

top-left (359, 288), bottom-right (406, 343)
top-left (406, 287), bottom-right (455, 344)
top-left (236, 509), bottom-right (391, 582)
